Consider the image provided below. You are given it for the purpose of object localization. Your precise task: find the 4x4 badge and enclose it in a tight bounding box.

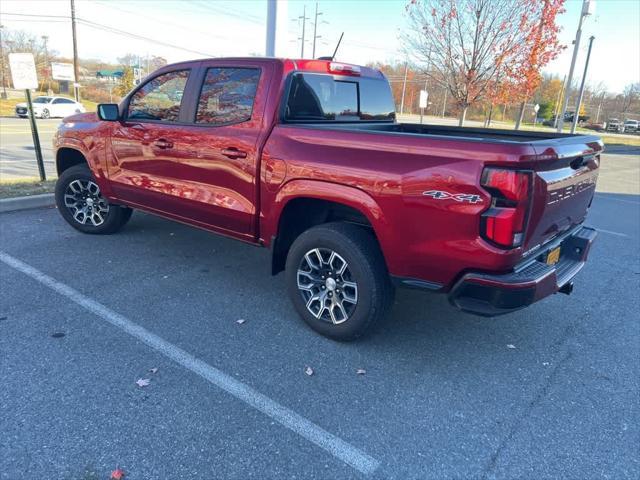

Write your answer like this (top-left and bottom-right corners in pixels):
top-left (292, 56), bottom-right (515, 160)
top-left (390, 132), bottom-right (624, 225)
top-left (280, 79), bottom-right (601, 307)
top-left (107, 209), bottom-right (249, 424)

top-left (422, 190), bottom-right (483, 204)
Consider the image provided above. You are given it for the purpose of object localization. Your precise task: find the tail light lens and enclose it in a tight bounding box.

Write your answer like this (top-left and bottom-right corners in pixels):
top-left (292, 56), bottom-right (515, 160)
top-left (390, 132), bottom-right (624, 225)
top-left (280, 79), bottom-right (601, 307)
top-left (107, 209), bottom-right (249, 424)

top-left (480, 168), bottom-right (532, 248)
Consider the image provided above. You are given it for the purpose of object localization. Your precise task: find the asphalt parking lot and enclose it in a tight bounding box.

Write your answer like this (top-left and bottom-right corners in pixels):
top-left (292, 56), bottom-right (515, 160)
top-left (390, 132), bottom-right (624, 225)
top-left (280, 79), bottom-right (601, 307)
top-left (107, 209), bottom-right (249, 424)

top-left (2, 168), bottom-right (639, 479)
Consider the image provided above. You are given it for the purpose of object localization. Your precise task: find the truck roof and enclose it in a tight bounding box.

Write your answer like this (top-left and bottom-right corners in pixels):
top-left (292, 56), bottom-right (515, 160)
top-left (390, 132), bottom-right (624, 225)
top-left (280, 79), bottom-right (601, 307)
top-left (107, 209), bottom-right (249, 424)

top-left (155, 57), bottom-right (385, 79)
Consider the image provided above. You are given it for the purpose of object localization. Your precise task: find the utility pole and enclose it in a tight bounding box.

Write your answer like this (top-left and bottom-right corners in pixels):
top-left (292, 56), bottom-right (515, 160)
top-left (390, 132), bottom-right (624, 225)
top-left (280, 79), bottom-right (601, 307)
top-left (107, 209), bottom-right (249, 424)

top-left (298, 5), bottom-right (308, 58)
top-left (595, 90), bottom-right (605, 123)
top-left (266, 0), bottom-right (277, 57)
top-left (553, 74), bottom-right (567, 128)
top-left (571, 35), bottom-right (595, 133)
top-left (557, 0), bottom-right (595, 132)
top-left (70, 0), bottom-right (80, 101)
top-left (311, 2), bottom-right (324, 59)
top-left (441, 88), bottom-right (447, 117)
top-left (0, 25), bottom-right (7, 99)
top-left (41, 35), bottom-right (49, 93)
top-left (400, 60), bottom-right (408, 115)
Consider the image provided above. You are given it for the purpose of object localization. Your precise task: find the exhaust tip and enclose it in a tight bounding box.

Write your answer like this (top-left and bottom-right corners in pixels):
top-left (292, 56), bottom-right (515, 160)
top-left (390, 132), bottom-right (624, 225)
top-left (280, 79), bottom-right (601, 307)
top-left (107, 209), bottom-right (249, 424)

top-left (559, 282), bottom-right (574, 295)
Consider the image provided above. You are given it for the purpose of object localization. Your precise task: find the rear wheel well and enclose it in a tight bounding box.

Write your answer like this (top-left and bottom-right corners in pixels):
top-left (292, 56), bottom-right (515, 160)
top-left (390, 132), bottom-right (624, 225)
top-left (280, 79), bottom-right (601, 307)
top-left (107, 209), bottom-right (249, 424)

top-left (56, 148), bottom-right (87, 176)
top-left (271, 198), bottom-right (377, 275)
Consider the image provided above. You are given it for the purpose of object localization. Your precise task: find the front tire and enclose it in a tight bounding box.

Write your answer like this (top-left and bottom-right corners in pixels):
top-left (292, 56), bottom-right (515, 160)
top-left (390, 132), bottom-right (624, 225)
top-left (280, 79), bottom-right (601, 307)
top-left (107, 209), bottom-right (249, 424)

top-left (285, 222), bottom-right (394, 341)
top-left (55, 164), bottom-right (132, 234)
top-left (41, 108), bottom-right (50, 119)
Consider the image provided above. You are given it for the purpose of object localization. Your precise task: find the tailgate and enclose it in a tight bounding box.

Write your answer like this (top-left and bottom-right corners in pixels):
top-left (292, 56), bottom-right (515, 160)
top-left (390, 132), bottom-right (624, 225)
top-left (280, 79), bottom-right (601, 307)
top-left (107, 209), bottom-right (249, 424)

top-left (523, 138), bottom-right (602, 252)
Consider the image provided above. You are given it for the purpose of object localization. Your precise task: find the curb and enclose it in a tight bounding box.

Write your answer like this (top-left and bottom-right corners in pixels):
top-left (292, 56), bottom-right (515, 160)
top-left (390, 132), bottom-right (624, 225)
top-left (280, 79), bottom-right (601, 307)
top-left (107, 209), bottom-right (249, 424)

top-left (0, 193), bottom-right (55, 213)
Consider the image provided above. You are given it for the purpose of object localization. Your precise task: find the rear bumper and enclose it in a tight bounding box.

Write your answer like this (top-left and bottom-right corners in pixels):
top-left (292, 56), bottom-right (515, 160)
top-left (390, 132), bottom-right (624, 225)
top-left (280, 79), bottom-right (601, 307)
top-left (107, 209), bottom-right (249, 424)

top-left (449, 226), bottom-right (597, 316)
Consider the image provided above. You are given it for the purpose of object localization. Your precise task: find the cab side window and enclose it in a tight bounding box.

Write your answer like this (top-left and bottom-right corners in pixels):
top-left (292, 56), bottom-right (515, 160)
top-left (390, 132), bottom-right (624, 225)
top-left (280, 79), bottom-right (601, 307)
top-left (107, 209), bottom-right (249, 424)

top-left (195, 68), bottom-right (260, 125)
top-left (128, 70), bottom-right (189, 122)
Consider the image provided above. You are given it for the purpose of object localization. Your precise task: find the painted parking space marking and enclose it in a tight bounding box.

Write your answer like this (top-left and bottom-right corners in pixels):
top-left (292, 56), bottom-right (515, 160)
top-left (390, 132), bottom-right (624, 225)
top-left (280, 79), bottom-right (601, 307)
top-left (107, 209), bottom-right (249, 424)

top-left (0, 251), bottom-right (380, 475)
top-left (597, 228), bottom-right (630, 238)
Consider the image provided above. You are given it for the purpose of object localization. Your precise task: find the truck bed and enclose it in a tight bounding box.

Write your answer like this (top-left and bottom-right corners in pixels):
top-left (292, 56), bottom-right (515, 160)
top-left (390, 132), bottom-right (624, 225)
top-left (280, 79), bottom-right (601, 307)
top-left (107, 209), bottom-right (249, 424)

top-left (299, 121), bottom-right (601, 146)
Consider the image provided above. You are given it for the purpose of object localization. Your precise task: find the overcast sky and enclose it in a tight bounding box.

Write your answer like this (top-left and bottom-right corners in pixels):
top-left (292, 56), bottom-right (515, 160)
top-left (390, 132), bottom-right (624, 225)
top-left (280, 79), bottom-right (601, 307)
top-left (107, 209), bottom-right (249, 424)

top-left (1, 0), bottom-right (639, 93)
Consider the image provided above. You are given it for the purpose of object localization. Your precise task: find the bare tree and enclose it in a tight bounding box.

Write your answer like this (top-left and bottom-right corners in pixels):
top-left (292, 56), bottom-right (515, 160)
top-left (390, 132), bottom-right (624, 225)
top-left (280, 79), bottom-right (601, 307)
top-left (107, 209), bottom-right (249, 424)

top-left (620, 83), bottom-right (640, 115)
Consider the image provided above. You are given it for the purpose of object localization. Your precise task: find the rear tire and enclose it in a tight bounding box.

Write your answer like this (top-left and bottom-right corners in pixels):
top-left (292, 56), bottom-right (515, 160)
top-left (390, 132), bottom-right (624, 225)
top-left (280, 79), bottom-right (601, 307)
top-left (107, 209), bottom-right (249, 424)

top-left (55, 164), bottom-right (132, 234)
top-left (41, 108), bottom-right (50, 119)
top-left (285, 222), bottom-right (394, 341)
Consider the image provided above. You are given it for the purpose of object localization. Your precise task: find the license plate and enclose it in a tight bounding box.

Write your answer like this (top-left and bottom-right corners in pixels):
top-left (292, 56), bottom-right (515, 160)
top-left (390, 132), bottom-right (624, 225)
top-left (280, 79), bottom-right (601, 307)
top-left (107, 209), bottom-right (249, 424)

top-left (546, 246), bottom-right (561, 265)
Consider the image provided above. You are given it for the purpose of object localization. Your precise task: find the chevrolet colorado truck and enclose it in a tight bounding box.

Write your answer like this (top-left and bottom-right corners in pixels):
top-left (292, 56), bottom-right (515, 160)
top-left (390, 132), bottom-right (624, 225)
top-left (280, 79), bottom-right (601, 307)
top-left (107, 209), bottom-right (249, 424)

top-left (53, 58), bottom-right (602, 340)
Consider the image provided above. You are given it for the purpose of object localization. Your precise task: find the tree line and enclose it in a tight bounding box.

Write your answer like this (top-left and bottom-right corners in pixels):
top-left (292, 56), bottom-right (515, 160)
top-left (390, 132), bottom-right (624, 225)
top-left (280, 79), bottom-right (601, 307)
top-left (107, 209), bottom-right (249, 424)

top-left (397, 0), bottom-right (639, 127)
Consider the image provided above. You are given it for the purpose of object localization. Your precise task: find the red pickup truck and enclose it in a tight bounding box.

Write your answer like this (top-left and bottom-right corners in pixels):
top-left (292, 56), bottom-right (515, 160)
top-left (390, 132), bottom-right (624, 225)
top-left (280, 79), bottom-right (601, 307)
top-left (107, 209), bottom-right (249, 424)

top-left (53, 58), bottom-right (602, 340)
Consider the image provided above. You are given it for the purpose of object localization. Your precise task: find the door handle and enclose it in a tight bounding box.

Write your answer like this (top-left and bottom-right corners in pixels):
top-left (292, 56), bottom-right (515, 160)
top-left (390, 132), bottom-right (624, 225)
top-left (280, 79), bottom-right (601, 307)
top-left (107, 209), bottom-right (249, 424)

top-left (221, 147), bottom-right (247, 159)
top-left (154, 138), bottom-right (174, 149)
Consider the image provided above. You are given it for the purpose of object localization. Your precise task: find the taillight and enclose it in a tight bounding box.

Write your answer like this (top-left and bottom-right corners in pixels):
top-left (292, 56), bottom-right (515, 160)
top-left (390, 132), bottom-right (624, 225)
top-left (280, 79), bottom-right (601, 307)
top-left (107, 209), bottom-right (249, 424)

top-left (480, 168), bottom-right (532, 248)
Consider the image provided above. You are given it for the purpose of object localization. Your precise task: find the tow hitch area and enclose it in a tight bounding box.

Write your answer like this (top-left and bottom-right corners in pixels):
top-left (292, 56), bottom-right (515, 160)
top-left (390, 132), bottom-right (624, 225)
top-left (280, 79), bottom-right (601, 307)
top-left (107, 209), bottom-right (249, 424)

top-left (559, 282), bottom-right (574, 295)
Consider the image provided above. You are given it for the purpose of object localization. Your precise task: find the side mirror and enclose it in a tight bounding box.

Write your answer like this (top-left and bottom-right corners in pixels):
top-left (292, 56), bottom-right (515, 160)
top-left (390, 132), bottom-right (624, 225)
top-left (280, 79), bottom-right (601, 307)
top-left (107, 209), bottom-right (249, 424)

top-left (97, 103), bottom-right (120, 121)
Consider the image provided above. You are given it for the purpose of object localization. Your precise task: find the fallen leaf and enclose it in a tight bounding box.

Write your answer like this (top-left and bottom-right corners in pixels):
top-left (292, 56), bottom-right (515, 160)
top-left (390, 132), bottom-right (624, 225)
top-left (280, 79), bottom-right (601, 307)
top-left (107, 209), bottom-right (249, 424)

top-left (149, 367), bottom-right (158, 374)
top-left (304, 366), bottom-right (314, 376)
top-left (506, 344), bottom-right (516, 349)
top-left (542, 362), bottom-right (550, 366)
top-left (356, 369), bottom-right (366, 375)
top-left (236, 319), bottom-right (246, 325)
top-left (110, 468), bottom-right (125, 479)
top-left (136, 378), bottom-right (150, 387)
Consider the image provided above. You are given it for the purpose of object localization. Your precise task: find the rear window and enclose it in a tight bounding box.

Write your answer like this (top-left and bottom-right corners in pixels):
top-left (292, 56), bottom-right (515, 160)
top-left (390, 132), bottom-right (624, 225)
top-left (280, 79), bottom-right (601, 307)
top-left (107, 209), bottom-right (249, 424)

top-left (285, 73), bottom-right (395, 122)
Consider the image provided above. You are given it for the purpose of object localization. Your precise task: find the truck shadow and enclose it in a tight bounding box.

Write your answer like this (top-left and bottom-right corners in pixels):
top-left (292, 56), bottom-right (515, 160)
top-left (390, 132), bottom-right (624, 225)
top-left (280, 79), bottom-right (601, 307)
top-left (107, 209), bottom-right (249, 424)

top-left (118, 211), bottom-right (566, 363)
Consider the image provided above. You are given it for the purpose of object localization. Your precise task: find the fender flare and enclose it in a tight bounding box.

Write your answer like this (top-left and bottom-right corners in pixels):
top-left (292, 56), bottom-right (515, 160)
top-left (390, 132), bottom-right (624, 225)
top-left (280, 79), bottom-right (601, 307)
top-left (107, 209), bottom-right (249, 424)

top-left (55, 138), bottom-right (112, 197)
top-left (263, 179), bottom-right (393, 269)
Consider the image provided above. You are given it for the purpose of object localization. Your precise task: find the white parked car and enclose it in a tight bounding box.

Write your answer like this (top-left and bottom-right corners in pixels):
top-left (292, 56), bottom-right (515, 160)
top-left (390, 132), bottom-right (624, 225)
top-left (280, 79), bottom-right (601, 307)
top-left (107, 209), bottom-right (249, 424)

top-left (623, 119), bottom-right (639, 133)
top-left (15, 96), bottom-right (86, 119)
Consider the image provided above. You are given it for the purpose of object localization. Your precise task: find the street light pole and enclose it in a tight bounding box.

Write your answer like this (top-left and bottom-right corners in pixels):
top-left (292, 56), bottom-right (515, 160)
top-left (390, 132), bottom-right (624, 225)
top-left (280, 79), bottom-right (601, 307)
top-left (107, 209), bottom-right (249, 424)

top-left (265, 0), bottom-right (277, 57)
top-left (571, 35), bottom-right (595, 133)
top-left (557, 0), bottom-right (595, 132)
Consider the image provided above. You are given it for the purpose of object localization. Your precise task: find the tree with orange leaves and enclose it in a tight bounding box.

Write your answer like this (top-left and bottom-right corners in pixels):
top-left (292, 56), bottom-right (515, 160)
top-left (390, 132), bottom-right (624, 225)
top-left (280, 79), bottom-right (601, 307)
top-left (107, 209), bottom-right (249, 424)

top-left (504, 0), bottom-right (566, 128)
top-left (404, 0), bottom-right (565, 126)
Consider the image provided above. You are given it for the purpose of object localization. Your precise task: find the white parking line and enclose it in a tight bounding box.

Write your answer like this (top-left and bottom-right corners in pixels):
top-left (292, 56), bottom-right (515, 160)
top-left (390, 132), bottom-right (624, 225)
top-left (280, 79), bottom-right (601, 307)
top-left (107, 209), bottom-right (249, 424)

top-left (597, 228), bottom-right (629, 238)
top-left (0, 251), bottom-right (380, 475)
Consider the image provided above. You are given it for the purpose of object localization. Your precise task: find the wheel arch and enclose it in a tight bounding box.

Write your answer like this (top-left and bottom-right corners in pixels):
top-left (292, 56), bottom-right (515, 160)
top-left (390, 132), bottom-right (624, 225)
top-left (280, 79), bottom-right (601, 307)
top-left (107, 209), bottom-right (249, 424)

top-left (56, 147), bottom-right (88, 176)
top-left (266, 180), bottom-right (391, 275)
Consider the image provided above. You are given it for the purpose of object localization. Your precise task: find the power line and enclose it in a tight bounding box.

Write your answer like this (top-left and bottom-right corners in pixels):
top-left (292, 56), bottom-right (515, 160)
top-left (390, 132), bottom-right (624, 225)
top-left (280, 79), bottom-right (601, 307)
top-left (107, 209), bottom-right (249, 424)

top-left (186, 0), bottom-right (263, 25)
top-left (77, 18), bottom-right (216, 57)
top-left (2, 12), bottom-right (216, 57)
top-left (88, 0), bottom-right (229, 42)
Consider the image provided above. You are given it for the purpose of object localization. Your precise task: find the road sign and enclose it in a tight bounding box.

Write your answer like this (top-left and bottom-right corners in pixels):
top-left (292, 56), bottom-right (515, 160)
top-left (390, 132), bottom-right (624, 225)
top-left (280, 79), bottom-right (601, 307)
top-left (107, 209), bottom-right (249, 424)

top-left (8, 53), bottom-right (38, 90)
top-left (51, 62), bottom-right (75, 81)
top-left (534, 103), bottom-right (540, 113)
top-left (419, 90), bottom-right (429, 109)
top-left (8, 53), bottom-right (45, 181)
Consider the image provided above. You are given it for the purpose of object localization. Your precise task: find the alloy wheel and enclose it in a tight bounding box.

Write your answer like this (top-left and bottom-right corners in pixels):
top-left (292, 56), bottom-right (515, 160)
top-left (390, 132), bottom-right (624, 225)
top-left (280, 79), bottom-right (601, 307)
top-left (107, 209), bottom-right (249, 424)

top-left (63, 179), bottom-right (110, 226)
top-left (297, 248), bottom-right (358, 324)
